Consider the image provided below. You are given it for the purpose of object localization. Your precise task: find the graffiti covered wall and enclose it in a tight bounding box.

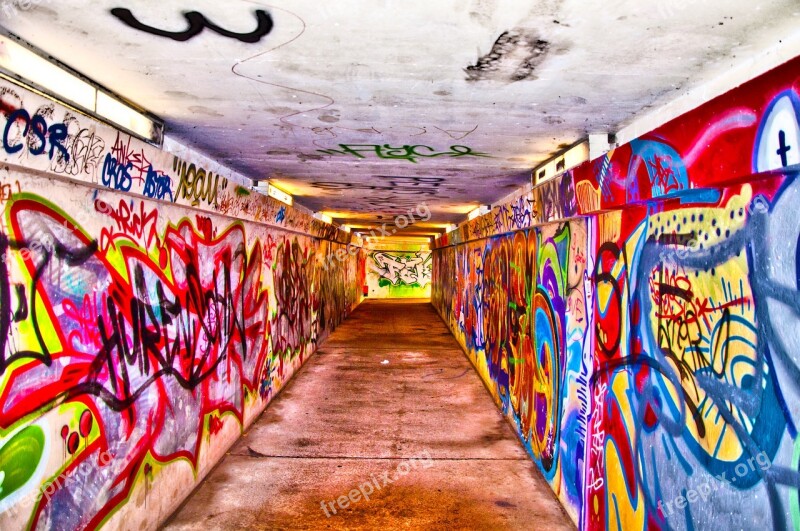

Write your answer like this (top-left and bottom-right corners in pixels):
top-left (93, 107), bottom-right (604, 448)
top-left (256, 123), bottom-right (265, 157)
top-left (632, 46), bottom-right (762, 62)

top-left (433, 55), bottom-right (800, 530)
top-left (432, 220), bottom-right (592, 523)
top-left (367, 250), bottom-right (432, 298)
top-left (0, 81), bottom-right (365, 530)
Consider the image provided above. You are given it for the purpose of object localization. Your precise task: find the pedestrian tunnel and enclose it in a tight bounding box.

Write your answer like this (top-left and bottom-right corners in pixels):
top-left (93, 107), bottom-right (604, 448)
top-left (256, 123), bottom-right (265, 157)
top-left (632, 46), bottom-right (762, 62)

top-left (0, 2), bottom-right (799, 530)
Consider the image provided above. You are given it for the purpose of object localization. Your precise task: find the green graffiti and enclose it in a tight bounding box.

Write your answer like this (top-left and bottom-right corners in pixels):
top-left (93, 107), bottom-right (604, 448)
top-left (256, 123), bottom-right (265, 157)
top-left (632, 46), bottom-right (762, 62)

top-left (0, 426), bottom-right (45, 501)
top-left (381, 283), bottom-right (428, 298)
top-left (317, 144), bottom-right (491, 164)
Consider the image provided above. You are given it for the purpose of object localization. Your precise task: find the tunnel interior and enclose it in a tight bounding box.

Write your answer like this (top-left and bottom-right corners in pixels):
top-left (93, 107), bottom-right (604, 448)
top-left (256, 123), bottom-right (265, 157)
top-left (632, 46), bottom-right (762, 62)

top-left (0, 1), bottom-right (799, 530)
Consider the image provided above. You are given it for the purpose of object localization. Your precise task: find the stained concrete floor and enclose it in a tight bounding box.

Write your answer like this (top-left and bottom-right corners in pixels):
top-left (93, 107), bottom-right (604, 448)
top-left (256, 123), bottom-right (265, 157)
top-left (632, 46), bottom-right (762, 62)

top-left (163, 300), bottom-right (575, 530)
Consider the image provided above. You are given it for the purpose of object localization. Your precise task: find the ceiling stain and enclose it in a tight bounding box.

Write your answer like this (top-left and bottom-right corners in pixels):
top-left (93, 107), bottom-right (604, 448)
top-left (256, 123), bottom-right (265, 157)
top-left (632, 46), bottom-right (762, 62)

top-left (466, 29), bottom-right (551, 83)
top-left (189, 105), bottom-right (224, 117)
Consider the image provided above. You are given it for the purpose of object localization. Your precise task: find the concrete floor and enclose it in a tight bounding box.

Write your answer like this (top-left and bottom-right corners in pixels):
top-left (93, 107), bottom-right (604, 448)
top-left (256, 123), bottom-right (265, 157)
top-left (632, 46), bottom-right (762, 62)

top-left (163, 300), bottom-right (575, 530)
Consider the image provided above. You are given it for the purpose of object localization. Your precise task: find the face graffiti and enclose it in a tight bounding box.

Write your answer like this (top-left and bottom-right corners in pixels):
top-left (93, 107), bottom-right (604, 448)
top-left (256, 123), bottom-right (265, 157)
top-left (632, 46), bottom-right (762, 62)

top-left (433, 56), bottom-right (800, 530)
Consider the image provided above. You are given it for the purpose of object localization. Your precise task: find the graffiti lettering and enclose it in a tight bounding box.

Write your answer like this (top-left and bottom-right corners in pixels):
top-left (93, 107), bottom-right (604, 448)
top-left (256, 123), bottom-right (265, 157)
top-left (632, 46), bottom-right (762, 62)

top-left (316, 144), bottom-right (490, 163)
top-left (2, 109), bottom-right (68, 162)
top-left (110, 8), bottom-right (274, 43)
top-left (370, 251), bottom-right (431, 287)
top-left (173, 157), bottom-right (226, 207)
top-left (142, 165), bottom-right (173, 201)
top-left (0, 180), bottom-right (20, 203)
top-left (101, 152), bottom-right (133, 192)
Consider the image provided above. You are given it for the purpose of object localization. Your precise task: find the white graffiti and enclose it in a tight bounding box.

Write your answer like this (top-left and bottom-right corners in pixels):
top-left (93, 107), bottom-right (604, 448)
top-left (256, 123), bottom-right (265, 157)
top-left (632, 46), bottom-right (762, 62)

top-left (370, 252), bottom-right (432, 287)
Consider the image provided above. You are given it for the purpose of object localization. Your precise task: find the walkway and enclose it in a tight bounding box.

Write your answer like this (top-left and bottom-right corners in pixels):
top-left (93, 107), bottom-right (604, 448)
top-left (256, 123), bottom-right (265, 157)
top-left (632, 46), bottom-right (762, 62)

top-left (163, 300), bottom-right (574, 530)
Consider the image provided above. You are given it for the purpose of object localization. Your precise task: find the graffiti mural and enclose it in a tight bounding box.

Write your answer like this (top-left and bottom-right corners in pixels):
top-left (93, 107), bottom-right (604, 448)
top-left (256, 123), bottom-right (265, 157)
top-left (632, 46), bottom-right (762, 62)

top-left (0, 79), bottom-right (353, 246)
top-left (367, 251), bottom-right (431, 298)
top-left (433, 55), bottom-right (800, 530)
top-left (0, 83), bottom-right (364, 529)
top-left (433, 219), bottom-right (591, 522)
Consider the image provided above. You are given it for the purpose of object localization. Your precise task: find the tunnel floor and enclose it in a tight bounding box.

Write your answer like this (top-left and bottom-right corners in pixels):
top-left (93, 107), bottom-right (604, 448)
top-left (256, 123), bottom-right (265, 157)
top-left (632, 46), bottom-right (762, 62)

top-left (163, 300), bottom-right (574, 530)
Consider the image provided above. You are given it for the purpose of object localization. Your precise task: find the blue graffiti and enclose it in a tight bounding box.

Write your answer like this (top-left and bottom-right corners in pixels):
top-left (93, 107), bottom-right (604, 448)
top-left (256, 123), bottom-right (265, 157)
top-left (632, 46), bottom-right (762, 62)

top-left (143, 165), bottom-right (173, 201)
top-left (101, 153), bottom-right (133, 192)
top-left (2, 109), bottom-right (69, 162)
top-left (630, 139), bottom-right (690, 200)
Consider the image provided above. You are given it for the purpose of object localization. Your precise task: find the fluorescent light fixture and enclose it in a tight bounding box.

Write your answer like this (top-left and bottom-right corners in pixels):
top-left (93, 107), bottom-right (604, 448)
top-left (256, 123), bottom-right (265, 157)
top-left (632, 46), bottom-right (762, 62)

top-left (0, 34), bottom-right (162, 144)
top-left (313, 212), bottom-right (333, 224)
top-left (340, 225), bottom-right (351, 233)
top-left (268, 184), bottom-right (293, 206)
top-left (467, 205), bottom-right (490, 221)
top-left (445, 224), bottom-right (457, 233)
top-left (0, 35), bottom-right (95, 110)
top-left (96, 91), bottom-right (159, 142)
top-left (533, 140), bottom-right (590, 184)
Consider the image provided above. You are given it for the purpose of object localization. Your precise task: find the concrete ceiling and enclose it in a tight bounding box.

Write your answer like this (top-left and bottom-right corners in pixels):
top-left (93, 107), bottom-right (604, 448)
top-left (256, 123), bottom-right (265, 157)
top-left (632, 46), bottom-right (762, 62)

top-left (3, 0), bottom-right (799, 235)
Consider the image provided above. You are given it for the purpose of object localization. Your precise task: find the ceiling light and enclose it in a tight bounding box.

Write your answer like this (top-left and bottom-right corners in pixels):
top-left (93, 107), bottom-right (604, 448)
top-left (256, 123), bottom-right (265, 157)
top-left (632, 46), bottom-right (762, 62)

top-left (467, 206), bottom-right (490, 221)
top-left (268, 184), bottom-right (293, 206)
top-left (0, 34), bottom-right (163, 144)
top-left (96, 91), bottom-right (159, 141)
top-left (532, 139), bottom-right (591, 184)
top-left (313, 212), bottom-right (333, 224)
top-left (0, 34), bottom-right (95, 109)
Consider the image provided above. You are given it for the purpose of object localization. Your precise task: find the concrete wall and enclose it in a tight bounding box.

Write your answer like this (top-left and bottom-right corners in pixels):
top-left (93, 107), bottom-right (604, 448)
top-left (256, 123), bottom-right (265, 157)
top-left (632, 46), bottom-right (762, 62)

top-left (366, 248), bottom-right (432, 299)
top-left (0, 79), bottom-right (365, 530)
top-left (432, 55), bottom-right (800, 530)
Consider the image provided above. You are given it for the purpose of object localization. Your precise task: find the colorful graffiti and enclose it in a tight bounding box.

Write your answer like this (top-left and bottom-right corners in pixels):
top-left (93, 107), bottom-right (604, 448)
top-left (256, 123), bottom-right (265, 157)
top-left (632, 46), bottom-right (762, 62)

top-left (0, 169), bottom-right (363, 527)
top-left (433, 220), bottom-right (591, 522)
top-left (433, 55), bottom-right (800, 530)
top-left (367, 251), bottom-right (431, 298)
top-left (0, 80), bottom-right (352, 246)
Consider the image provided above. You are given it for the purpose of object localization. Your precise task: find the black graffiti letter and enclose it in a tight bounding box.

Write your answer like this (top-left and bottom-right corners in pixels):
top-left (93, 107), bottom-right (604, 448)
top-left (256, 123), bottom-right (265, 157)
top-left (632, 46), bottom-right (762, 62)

top-left (110, 8), bottom-right (273, 43)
